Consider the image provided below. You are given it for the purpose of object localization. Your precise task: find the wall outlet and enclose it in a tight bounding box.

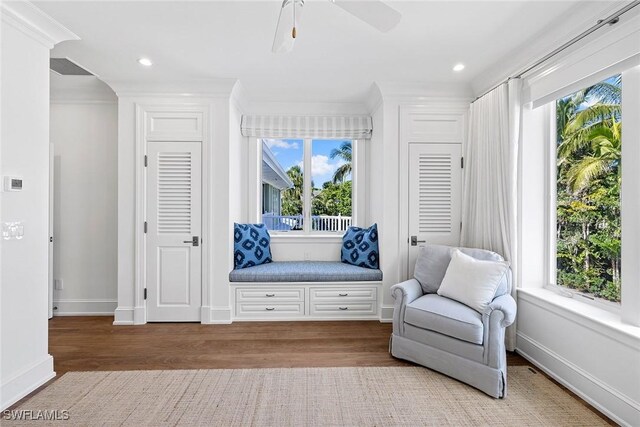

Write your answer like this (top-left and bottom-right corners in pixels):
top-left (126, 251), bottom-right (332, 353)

top-left (304, 252), bottom-right (310, 260)
top-left (54, 279), bottom-right (63, 290)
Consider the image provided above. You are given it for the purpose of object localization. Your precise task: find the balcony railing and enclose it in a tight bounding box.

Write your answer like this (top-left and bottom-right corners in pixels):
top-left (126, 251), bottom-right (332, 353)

top-left (262, 213), bottom-right (352, 232)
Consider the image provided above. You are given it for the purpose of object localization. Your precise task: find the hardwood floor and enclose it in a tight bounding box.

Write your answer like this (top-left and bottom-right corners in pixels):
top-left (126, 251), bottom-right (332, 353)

top-left (50, 317), bottom-right (407, 374)
top-left (49, 316), bottom-right (528, 374)
top-left (39, 317), bottom-right (612, 425)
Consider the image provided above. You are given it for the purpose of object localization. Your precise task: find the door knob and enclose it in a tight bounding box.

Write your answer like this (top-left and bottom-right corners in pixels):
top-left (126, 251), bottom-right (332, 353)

top-left (410, 236), bottom-right (426, 246)
top-left (183, 236), bottom-right (199, 246)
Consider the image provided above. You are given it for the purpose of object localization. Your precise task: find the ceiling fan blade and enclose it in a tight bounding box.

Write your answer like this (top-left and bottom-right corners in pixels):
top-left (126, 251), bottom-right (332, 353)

top-left (272, 0), bottom-right (305, 54)
top-left (331, 0), bottom-right (401, 33)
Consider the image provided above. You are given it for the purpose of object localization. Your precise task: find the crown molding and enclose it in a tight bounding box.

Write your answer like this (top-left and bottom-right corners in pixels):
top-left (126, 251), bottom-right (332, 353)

top-left (1, 0), bottom-right (79, 48)
top-left (230, 81), bottom-right (250, 113)
top-left (50, 72), bottom-right (118, 103)
top-left (374, 80), bottom-right (473, 102)
top-left (364, 83), bottom-right (384, 113)
top-left (108, 78), bottom-right (239, 99)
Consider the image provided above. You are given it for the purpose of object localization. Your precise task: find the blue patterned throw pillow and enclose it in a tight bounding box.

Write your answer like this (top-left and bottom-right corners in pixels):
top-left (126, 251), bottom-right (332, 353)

top-left (341, 224), bottom-right (380, 269)
top-left (233, 223), bottom-right (273, 269)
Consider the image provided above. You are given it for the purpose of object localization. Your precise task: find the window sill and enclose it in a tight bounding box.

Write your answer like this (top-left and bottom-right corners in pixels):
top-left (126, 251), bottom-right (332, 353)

top-left (517, 287), bottom-right (640, 347)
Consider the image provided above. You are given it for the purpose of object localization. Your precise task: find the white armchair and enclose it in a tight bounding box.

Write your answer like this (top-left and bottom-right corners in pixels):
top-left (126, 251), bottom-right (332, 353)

top-left (390, 244), bottom-right (517, 398)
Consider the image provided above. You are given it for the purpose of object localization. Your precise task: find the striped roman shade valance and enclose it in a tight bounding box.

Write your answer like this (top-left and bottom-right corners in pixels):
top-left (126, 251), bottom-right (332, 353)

top-left (240, 115), bottom-right (373, 139)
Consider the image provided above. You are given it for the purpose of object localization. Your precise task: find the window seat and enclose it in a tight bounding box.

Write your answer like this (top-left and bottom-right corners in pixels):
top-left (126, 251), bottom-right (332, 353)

top-left (229, 261), bottom-right (383, 321)
top-left (229, 261), bottom-right (383, 283)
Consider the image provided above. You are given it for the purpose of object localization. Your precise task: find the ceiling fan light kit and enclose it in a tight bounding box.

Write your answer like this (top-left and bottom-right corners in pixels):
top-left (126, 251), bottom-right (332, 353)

top-left (272, 0), bottom-right (401, 54)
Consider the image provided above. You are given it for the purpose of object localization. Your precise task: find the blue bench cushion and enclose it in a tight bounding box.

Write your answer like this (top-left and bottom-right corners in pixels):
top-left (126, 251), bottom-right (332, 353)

top-left (229, 261), bottom-right (383, 282)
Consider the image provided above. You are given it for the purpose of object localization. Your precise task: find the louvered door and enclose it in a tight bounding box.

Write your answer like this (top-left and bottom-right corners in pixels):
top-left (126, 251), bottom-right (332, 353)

top-left (146, 142), bottom-right (202, 321)
top-left (408, 143), bottom-right (462, 274)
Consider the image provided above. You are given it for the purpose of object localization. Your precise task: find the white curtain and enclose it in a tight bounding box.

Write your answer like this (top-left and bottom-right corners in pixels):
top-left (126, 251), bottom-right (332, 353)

top-left (240, 115), bottom-right (372, 139)
top-left (461, 78), bottom-right (522, 351)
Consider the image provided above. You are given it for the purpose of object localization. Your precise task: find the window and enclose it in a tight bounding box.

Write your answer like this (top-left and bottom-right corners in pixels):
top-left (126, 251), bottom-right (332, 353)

top-left (260, 139), bottom-right (353, 233)
top-left (554, 75), bottom-right (621, 303)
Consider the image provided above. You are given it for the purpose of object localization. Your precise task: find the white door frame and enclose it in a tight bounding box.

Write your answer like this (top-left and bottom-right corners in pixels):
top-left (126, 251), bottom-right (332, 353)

top-left (398, 103), bottom-right (469, 281)
top-left (48, 143), bottom-right (54, 319)
top-left (134, 103), bottom-right (211, 324)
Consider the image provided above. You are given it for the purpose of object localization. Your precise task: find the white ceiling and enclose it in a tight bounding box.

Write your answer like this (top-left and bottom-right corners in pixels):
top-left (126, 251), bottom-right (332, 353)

top-left (36, 0), bottom-right (594, 103)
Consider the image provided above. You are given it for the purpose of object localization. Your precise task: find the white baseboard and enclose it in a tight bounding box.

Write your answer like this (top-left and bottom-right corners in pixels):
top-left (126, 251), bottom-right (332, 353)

top-left (113, 306), bottom-right (133, 325)
top-left (1, 355), bottom-right (55, 410)
top-left (517, 331), bottom-right (640, 426)
top-left (380, 305), bottom-right (394, 323)
top-left (53, 299), bottom-right (117, 316)
top-left (202, 306), bottom-right (232, 324)
top-left (113, 306), bottom-right (146, 325)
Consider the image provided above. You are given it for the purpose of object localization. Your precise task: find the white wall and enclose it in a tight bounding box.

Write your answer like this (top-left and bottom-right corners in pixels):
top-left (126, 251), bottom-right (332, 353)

top-left (514, 9), bottom-right (640, 425)
top-left (517, 291), bottom-right (640, 426)
top-left (0, 2), bottom-right (77, 410)
top-left (50, 98), bottom-right (118, 315)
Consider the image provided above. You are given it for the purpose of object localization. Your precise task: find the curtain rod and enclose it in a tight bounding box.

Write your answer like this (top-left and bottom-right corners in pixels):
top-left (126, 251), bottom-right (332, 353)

top-left (474, 0), bottom-right (640, 102)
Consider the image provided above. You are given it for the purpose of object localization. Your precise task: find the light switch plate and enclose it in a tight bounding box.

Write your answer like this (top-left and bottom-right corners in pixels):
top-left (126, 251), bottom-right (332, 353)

top-left (3, 176), bottom-right (23, 191)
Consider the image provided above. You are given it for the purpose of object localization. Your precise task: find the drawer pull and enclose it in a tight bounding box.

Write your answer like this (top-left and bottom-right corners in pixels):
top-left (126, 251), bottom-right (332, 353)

top-left (339, 307), bottom-right (348, 310)
top-left (265, 307), bottom-right (275, 311)
top-left (265, 294), bottom-right (275, 297)
top-left (339, 293), bottom-right (348, 297)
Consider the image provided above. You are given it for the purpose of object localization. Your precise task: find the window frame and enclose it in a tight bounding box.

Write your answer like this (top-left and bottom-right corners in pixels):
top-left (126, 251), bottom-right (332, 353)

top-left (545, 69), bottom-right (640, 316)
top-left (254, 137), bottom-right (363, 236)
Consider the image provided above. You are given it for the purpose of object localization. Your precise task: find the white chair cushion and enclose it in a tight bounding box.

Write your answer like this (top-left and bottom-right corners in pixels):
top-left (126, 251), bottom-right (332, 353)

top-left (437, 249), bottom-right (509, 313)
top-left (405, 294), bottom-right (484, 344)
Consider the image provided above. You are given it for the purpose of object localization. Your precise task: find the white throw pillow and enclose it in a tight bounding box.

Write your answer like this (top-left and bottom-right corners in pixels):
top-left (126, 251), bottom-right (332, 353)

top-left (437, 249), bottom-right (509, 313)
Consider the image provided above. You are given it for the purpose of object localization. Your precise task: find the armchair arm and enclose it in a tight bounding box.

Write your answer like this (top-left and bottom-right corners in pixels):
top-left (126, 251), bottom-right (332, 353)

top-left (391, 278), bottom-right (423, 305)
top-left (390, 279), bottom-right (424, 336)
top-left (484, 294), bottom-right (517, 328)
top-left (482, 293), bottom-right (517, 369)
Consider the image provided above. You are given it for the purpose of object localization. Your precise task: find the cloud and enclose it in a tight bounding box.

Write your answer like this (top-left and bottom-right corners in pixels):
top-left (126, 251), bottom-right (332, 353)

top-left (297, 155), bottom-right (346, 180)
top-left (264, 139), bottom-right (299, 150)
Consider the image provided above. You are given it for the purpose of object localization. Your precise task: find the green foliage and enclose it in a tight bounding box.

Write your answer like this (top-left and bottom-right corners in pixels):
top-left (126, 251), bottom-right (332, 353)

top-left (281, 165), bottom-right (303, 216)
top-left (330, 141), bottom-right (352, 184)
top-left (556, 76), bottom-right (621, 302)
top-left (312, 181), bottom-right (352, 216)
top-left (281, 166), bottom-right (353, 219)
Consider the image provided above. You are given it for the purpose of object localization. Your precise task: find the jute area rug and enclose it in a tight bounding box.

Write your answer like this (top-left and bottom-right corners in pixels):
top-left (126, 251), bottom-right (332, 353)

top-left (5, 366), bottom-right (607, 426)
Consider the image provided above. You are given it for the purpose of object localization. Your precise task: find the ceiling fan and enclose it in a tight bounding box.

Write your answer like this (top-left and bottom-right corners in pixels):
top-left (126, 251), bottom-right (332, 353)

top-left (272, 0), bottom-right (402, 53)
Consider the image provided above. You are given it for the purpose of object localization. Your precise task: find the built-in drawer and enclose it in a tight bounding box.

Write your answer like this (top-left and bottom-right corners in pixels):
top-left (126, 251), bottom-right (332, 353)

top-left (309, 287), bottom-right (377, 302)
top-left (236, 288), bottom-right (304, 302)
top-left (236, 302), bottom-right (305, 318)
top-left (310, 302), bottom-right (377, 316)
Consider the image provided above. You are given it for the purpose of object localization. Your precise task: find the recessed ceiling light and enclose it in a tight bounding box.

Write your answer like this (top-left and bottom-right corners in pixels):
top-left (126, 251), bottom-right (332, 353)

top-left (453, 63), bottom-right (465, 72)
top-left (138, 58), bottom-right (153, 67)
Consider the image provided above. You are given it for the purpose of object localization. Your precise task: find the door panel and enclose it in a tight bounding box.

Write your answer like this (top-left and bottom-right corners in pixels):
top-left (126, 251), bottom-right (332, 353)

top-left (146, 142), bottom-right (202, 321)
top-left (158, 247), bottom-right (191, 305)
top-left (408, 143), bottom-right (462, 276)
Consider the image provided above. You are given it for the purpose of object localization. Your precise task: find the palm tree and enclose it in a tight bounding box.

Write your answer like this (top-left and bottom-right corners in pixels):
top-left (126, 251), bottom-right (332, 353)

top-left (281, 165), bottom-right (304, 216)
top-left (556, 76), bottom-right (621, 147)
top-left (564, 119), bottom-right (621, 193)
top-left (557, 76), bottom-right (621, 193)
top-left (330, 141), bottom-right (352, 184)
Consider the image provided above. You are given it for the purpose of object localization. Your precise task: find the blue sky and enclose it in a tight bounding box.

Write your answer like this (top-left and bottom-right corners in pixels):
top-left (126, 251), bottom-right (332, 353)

top-left (264, 139), bottom-right (350, 187)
